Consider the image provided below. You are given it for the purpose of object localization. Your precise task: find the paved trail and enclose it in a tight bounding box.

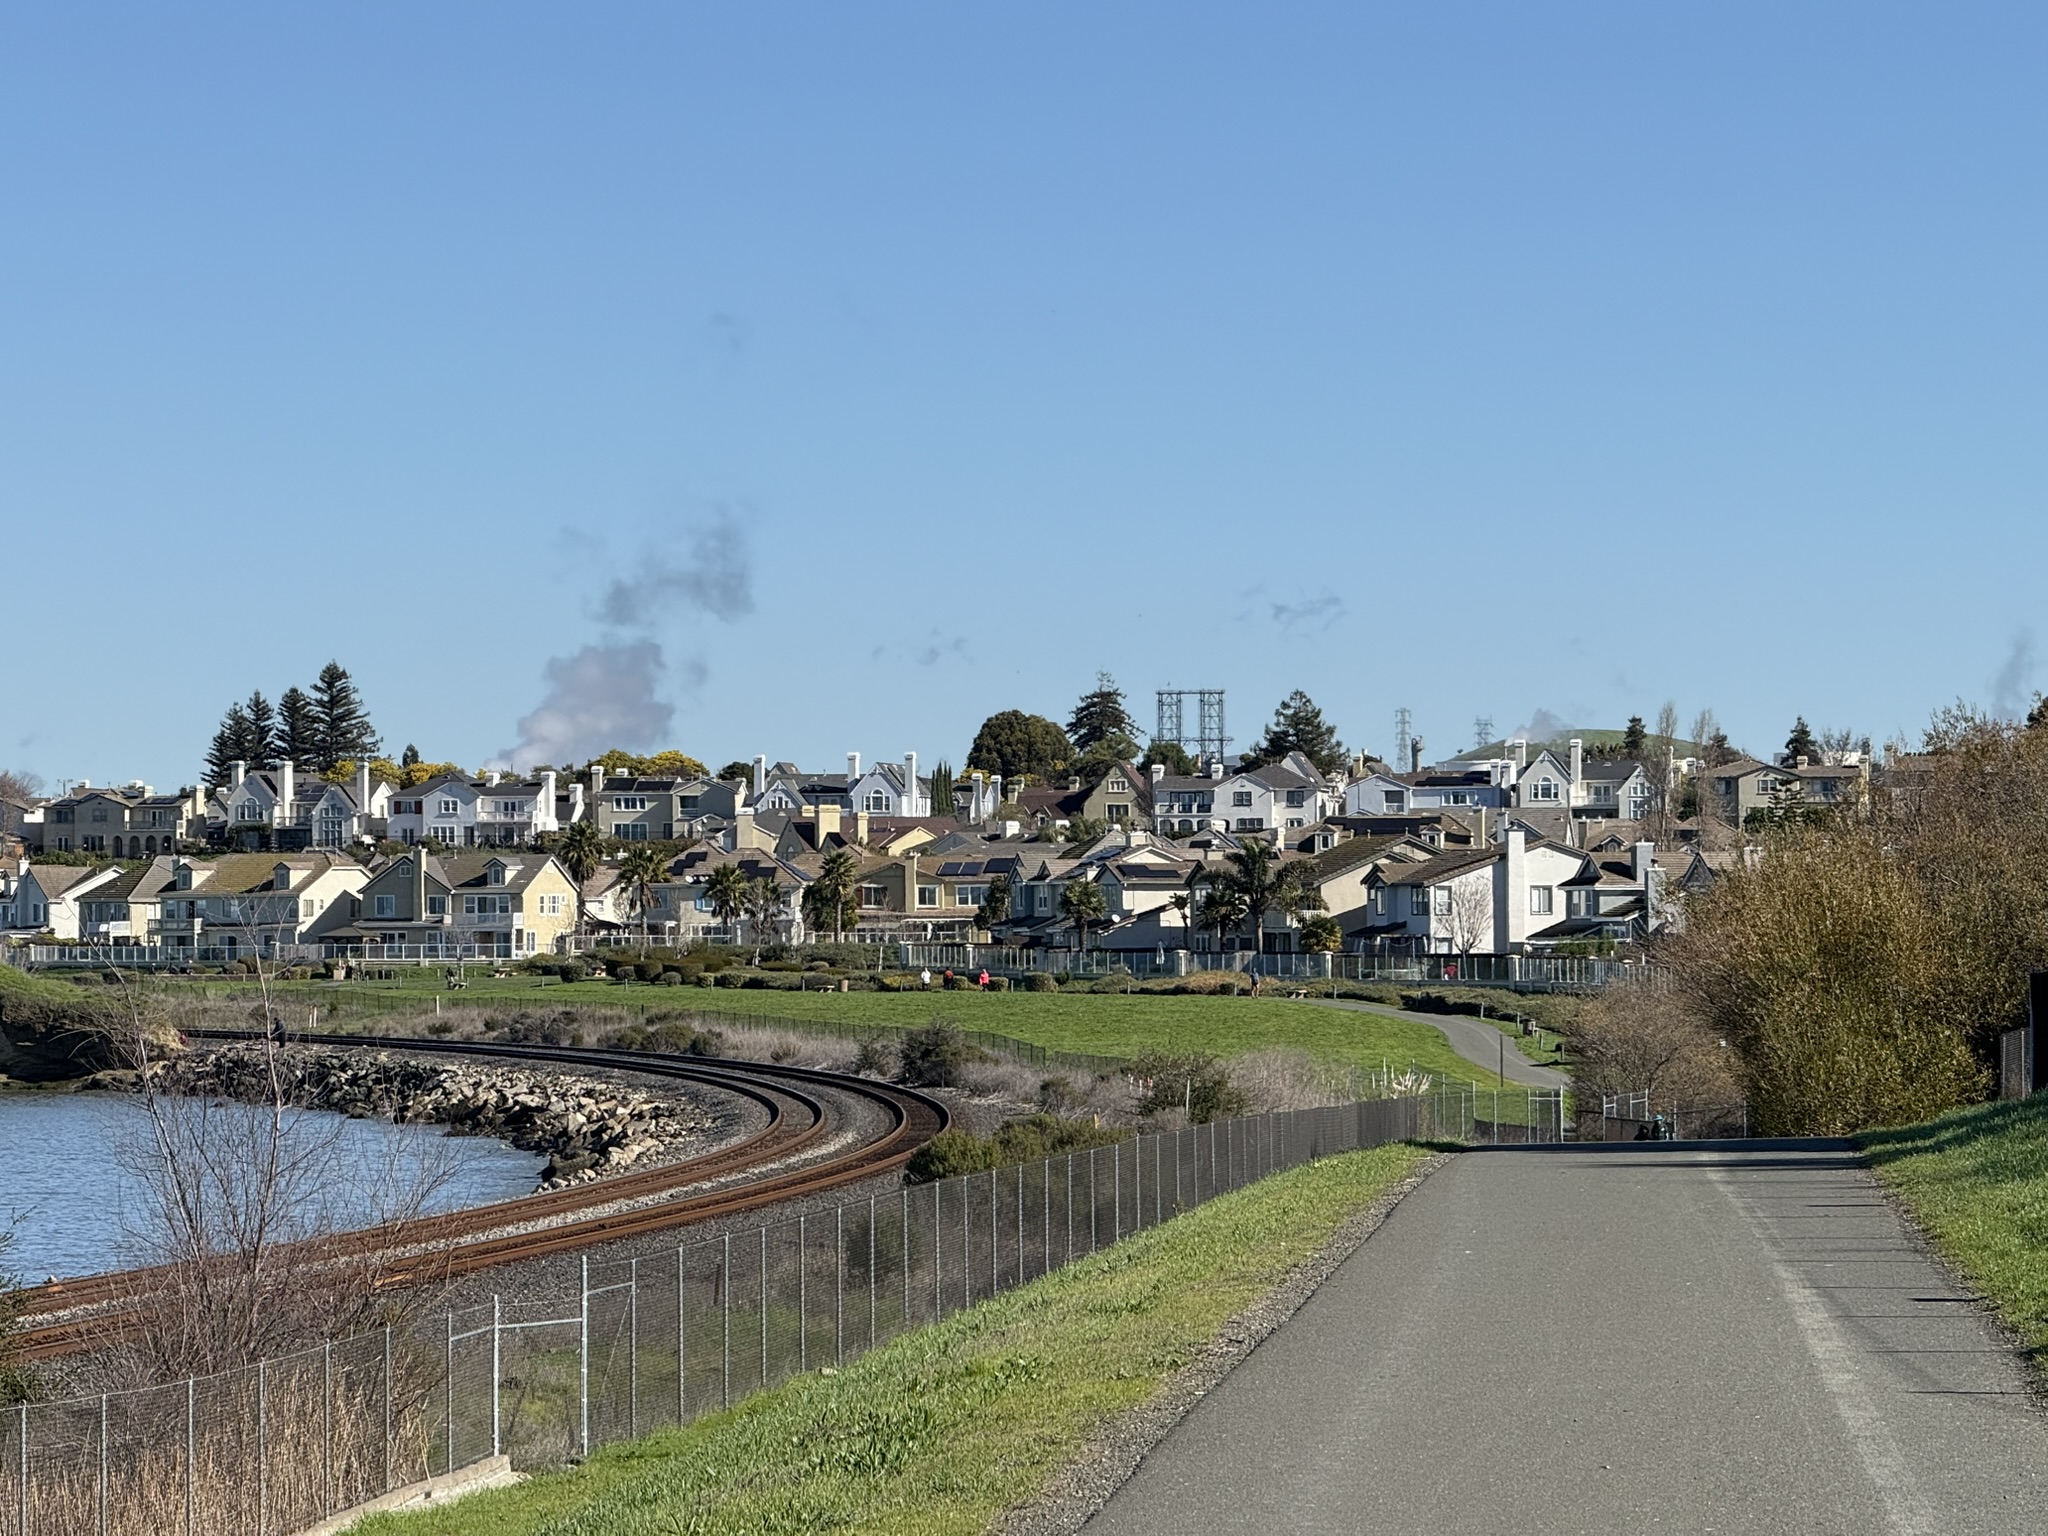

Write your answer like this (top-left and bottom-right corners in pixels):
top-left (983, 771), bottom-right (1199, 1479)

top-left (1082, 1143), bottom-right (2046, 1535)
top-left (1310, 998), bottom-right (1570, 1089)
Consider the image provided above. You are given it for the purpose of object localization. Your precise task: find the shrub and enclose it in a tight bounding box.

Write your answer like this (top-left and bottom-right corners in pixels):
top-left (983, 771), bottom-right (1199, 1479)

top-left (985, 975), bottom-right (1010, 992)
top-left (852, 1036), bottom-right (895, 1077)
top-left (898, 1020), bottom-right (976, 1087)
top-left (904, 1114), bottom-right (1128, 1184)
top-left (714, 970), bottom-right (746, 988)
top-left (1022, 971), bottom-right (1059, 993)
top-left (1129, 1052), bottom-right (1248, 1125)
top-left (656, 970), bottom-right (683, 986)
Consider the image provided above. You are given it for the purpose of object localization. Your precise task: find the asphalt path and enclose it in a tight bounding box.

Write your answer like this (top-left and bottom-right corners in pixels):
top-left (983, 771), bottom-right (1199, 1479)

top-left (1081, 1143), bottom-right (2047, 1535)
top-left (1309, 998), bottom-right (1570, 1090)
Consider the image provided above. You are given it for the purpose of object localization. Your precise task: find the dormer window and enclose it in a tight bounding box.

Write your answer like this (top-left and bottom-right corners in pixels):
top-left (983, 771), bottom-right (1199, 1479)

top-left (439, 798), bottom-right (461, 816)
top-left (273, 865), bottom-right (292, 891)
top-left (487, 863), bottom-right (506, 886)
top-left (1107, 777), bottom-right (1129, 793)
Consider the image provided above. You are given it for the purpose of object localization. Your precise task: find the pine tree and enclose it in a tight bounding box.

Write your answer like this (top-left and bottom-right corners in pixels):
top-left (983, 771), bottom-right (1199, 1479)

top-left (402, 743), bottom-right (422, 769)
top-left (277, 687), bottom-right (321, 766)
top-left (1242, 690), bottom-right (1346, 774)
top-left (1067, 672), bottom-right (1140, 759)
top-left (1784, 716), bottom-right (1819, 765)
top-left (203, 702), bottom-right (256, 790)
top-left (1621, 716), bottom-right (1649, 759)
top-left (243, 692), bottom-right (278, 768)
top-left (311, 661), bottom-right (379, 772)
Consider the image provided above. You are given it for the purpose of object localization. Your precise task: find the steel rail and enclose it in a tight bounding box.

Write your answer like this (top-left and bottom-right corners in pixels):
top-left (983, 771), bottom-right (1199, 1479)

top-left (14, 1029), bottom-right (947, 1359)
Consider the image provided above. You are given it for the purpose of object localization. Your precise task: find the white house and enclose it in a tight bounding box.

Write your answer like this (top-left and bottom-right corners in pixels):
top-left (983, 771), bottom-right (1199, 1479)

top-left (214, 761), bottom-right (393, 849)
top-left (1356, 830), bottom-right (1611, 956)
top-left (1153, 754), bottom-right (1338, 836)
top-left (846, 753), bottom-right (932, 818)
top-left (387, 771), bottom-right (562, 847)
top-left (1513, 741), bottom-right (1655, 826)
top-left (0, 863), bottom-right (122, 939)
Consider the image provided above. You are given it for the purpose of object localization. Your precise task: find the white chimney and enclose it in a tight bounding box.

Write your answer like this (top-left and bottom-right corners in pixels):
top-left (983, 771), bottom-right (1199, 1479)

top-left (753, 755), bottom-right (767, 797)
top-left (357, 760), bottom-right (372, 811)
top-left (1150, 763), bottom-right (1166, 784)
top-left (904, 752), bottom-right (918, 813)
top-left (1569, 738), bottom-right (1583, 790)
top-left (1633, 840), bottom-right (1655, 888)
top-left (278, 760), bottom-right (294, 822)
top-left (1511, 739), bottom-right (1528, 769)
top-left (847, 751), bottom-right (861, 783)
top-left (568, 780), bottom-right (586, 822)
top-left (540, 770), bottom-right (557, 828)
top-left (590, 762), bottom-right (606, 805)
top-left (990, 774), bottom-right (1004, 811)
top-left (230, 760), bottom-right (247, 789)
top-left (485, 770), bottom-right (501, 787)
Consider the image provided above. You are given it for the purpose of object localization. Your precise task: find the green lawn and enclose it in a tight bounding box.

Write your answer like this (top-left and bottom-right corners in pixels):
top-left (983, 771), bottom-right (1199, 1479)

top-left (256, 976), bottom-right (1489, 1087)
top-left (351, 1142), bottom-right (1432, 1536)
top-left (1860, 1094), bottom-right (2048, 1355)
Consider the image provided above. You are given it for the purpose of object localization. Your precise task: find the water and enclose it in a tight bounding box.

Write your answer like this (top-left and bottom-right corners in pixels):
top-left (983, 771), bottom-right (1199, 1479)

top-left (0, 1091), bottom-right (547, 1281)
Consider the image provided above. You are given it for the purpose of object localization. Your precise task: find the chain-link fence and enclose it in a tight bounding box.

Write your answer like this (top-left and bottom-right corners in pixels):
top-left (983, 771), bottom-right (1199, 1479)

top-left (0, 1094), bottom-right (1437, 1536)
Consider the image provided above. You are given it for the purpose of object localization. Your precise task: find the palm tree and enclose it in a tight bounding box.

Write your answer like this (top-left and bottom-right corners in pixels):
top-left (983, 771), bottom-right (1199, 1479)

top-left (555, 820), bottom-right (606, 936)
top-left (706, 863), bottom-right (749, 946)
top-left (742, 876), bottom-right (784, 965)
top-left (1220, 840), bottom-right (1287, 957)
top-left (1201, 882), bottom-right (1249, 955)
top-left (814, 848), bottom-right (859, 943)
top-left (1059, 876), bottom-right (1107, 952)
top-left (617, 845), bottom-right (671, 947)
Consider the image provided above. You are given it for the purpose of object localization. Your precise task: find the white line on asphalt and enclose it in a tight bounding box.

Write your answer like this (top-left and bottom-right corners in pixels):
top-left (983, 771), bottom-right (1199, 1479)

top-left (1706, 1164), bottom-right (1936, 1536)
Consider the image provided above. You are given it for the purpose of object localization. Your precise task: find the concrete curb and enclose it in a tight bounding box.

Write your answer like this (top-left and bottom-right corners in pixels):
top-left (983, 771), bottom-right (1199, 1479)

top-left (291, 1454), bottom-right (521, 1536)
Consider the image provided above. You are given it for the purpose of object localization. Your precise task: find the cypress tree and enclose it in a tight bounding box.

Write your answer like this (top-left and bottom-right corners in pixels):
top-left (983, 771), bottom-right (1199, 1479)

top-left (1621, 715), bottom-right (1649, 759)
top-left (243, 692), bottom-right (278, 768)
top-left (311, 661), bottom-right (380, 771)
top-left (1243, 690), bottom-right (1346, 775)
top-left (204, 702), bottom-right (255, 790)
top-left (1785, 717), bottom-right (1819, 764)
top-left (1067, 673), bottom-right (1140, 760)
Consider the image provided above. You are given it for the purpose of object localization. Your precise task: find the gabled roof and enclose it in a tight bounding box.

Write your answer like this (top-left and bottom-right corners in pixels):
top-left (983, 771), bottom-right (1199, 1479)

top-left (24, 863), bottom-right (118, 898)
top-left (1578, 759), bottom-right (1647, 784)
top-left (1372, 846), bottom-right (1501, 888)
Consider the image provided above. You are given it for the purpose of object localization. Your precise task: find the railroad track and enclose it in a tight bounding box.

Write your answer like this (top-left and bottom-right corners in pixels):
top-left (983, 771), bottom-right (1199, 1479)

top-left (15, 1029), bottom-right (949, 1359)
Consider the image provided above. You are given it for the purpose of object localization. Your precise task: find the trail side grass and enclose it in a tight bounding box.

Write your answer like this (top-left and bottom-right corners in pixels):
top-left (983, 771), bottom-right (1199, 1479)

top-left (1860, 1093), bottom-right (2048, 1355)
top-left (350, 1141), bottom-right (1433, 1536)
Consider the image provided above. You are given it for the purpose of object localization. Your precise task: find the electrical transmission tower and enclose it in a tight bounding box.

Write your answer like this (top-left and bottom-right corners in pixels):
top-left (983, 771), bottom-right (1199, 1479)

top-left (1473, 716), bottom-right (1494, 752)
top-left (1156, 687), bottom-right (1229, 763)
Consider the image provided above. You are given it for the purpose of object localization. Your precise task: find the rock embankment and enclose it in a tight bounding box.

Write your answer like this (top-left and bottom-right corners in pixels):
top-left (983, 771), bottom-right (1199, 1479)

top-left (145, 1045), bottom-right (714, 1188)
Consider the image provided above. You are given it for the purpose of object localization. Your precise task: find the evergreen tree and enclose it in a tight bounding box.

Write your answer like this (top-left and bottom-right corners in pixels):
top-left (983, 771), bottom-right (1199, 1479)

top-left (276, 687), bottom-right (320, 766)
top-left (1241, 690), bottom-right (1346, 775)
top-left (1141, 739), bottom-right (1196, 777)
top-left (1784, 716), bottom-right (1819, 764)
top-left (966, 710), bottom-right (1072, 785)
top-left (1621, 716), bottom-right (1649, 759)
top-left (401, 743), bottom-right (422, 769)
top-left (203, 702), bottom-right (257, 790)
top-left (928, 761), bottom-right (955, 817)
top-left (310, 661), bottom-right (379, 772)
top-left (1066, 672), bottom-right (1140, 760)
top-left (243, 691), bottom-right (278, 768)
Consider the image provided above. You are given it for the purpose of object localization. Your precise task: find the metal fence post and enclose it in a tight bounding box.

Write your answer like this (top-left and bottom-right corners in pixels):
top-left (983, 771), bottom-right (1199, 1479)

top-left (759, 1226), bottom-right (769, 1389)
top-left (324, 1339), bottom-right (335, 1513)
top-left (869, 1194), bottom-right (878, 1348)
top-left (678, 1243), bottom-right (688, 1425)
top-left (446, 1310), bottom-right (456, 1474)
top-left (185, 1376), bottom-right (196, 1536)
top-left (579, 1256), bottom-right (591, 1459)
top-left (933, 1184), bottom-right (942, 1318)
top-left (797, 1217), bottom-right (808, 1374)
top-left (721, 1234), bottom-right (732, 1410)
top-left (22, 1401), bottom-right (32, 1536)
top-left (961, 1175), bottom-right (972, 1302)
top-left (901, 1188), bottom-right (911, 1329)
top-left (97, 1393), bottom-right (107, 1536)
top-left (492, 1295), bottom-right (502, 1459)
top-left (990, 1168), bottom-right (999, 1296)
top-left (383, 1325), bottom-right (393, 1494)
top-left (629, 1257), bottom-right (640, 1439)
top-left (257, 1361), bottom-right (267, 1536)
top-left (835, 1207), bottom-right (845, 1367)
top-left (1113, 1143), bottom-right (1121, 1240)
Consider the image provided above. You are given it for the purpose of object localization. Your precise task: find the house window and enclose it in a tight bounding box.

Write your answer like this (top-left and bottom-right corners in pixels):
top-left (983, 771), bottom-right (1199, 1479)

top-left (54, 808), bottom-right (74, 824)
top-left (1232, 791), bottom-right (1253, 808)
top-left (916, 885), bottom-right (939, 908)
top-left (1285, 817), bottom-right (1305, 829)
top-left (374, 894), bottom-right (396, 917)
top-left (1529, 886), bottom-right (1554, 916)
top-left (1528, 779), bottom-right (1560, 803)
top-left (956, 884), bottom-right (989, 907)
top-left (858, 883), bottom-right (888, 907)
top-left (1381, 791), bottom-right (1406, 813)
top-left (90, 806), bottom-right (108, 822)
top-left (538, 893), bottom-right (564, 916)
top-left (1105, 804), bottom-right (1130, 823)
top-left (1233, 818), bottom-right (1265, 832)
top-left (1756, 776), bottom-right (1779, 796)
top-left (430, 825), bottom-right (459, 844)
top-left (496, 800), bottom-right (526, 817)
top-left (427, 895), bottom-right (447, 915)
top-left (1107, 777), bottom-right (1129, 792)
top-left (487, 865), bottom-right (506, 885)
top-left (1432, 887), bottom-right (1452, 916)
top-left (615, 823), bottom-right (648, 841)
top-left (438, 798), bottom-right (461, 816)
top-left (1447, 791), bottom-right (1470, 806)
top-left (464, 894), bottom-right (512, 915)
top-left (612, 796), bottom-right (648, 812)
top-left (1285, 790), bottom-right (1306, 807)
top-left (236, 803), bottom-right (263, 822)
top-left (865, 792), bottom-right (890, 813)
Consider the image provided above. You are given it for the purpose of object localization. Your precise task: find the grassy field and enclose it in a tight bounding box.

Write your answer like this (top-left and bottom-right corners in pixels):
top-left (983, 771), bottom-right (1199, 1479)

top-left (249, 974), bottom-right (1495, 1087)
top-left (351, 1142), bottom-right (1431, 1536)
top-left (1861, 1094), bottom-right (2048, 1355)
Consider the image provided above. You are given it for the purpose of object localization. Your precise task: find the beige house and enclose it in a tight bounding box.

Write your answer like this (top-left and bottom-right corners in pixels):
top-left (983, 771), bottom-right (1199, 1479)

top-left (40, 783), bottom-right (208, 857)
top-left (1708, 757), bottom-right (1869, 827)
top-left (151, 853), bottom-right (369, 958)
top-left (343, 850), bottom-right (579, 958)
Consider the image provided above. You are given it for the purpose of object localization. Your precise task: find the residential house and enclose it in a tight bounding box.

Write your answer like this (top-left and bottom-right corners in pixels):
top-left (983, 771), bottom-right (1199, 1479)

top-left (1356, 830), bottom-right (1608, 957)
top-left (1708, 756), bottom-right (1869, 827)
top-left (846, 753), bottom-right (933, 819)
top-left (387, 769), bottom-right (563, 847)
top-left (1152, 754), bottom-right (1339, 837)
top-left (150, 853), bottom-right (369, 958)
top-left (749, 760), bottom-right (852, 815)
top-left (1511, 740), bottom-right (1657, 828)
top-left (1343, 766), bottom-right (1510, 819)
top-left (637, 848), bottom-right (813, 944)
top-left (339, 850), bottom-right (578, 958)
top-left (40, 782), bottom-right (209, 857)
top-left (0, 863), bottom-right (122, 939)
top-left (78, 857), bottom-right (183, 943)
top-left (1016, 762), bottom-right (1154, 833)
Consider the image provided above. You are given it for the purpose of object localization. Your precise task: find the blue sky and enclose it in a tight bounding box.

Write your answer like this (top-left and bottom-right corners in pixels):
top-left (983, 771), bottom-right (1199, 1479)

top-left (6, 4), bottom-right (2046, 790)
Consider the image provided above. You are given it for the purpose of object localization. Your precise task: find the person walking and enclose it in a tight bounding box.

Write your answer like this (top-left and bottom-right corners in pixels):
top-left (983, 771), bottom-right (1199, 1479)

top-left (920, 967), bottom-right (932, 989)
top-left (977, 967), bottom-right (990, 990)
